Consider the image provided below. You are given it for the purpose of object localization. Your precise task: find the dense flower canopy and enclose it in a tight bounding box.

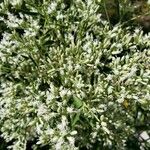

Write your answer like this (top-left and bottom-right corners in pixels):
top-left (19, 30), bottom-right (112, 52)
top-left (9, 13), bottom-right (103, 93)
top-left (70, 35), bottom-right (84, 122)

top-left (0, 0), bottom-right (150, 149)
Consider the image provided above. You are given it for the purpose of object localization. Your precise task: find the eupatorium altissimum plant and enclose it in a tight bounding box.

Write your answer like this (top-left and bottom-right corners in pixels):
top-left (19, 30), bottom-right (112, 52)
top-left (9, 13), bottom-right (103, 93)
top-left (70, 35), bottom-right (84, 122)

top-left (0, 0), bottom-right (150, 150)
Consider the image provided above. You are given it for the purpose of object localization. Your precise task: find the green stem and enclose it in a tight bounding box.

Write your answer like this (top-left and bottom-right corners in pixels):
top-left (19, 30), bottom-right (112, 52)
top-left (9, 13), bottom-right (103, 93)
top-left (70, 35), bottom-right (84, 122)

top-left (103, 0), bottom-right (111, 28)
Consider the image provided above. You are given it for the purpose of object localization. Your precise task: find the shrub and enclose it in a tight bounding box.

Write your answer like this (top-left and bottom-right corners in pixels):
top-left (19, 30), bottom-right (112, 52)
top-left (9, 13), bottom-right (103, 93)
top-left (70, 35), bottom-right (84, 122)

top-left (0, 0), bottom-right (150, 149)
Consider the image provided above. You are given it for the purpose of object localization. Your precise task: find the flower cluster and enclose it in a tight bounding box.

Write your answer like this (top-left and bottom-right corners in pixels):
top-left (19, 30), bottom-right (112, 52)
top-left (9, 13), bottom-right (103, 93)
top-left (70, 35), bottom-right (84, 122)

top-left (0, 0), bottom-right (150, 149)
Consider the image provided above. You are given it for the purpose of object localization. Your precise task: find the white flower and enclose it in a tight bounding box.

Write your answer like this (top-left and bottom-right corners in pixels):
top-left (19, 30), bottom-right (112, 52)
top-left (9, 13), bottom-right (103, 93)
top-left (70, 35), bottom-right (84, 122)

top-left (101, 122), bottom-right (107, 127)
top-left (87, 0), bottom-right (93, 6)
top-left (108, 102), bottom-right (114, 106)
top-left (31, 20), bottom-right (40, 30)
top-left (68, 64), bottom-right (73, 71)
top-left (67, 90), bottom-right (72, 97)
top-left (83, 41), bottom-right (92, 53)
top-left (70, 131), bottom-right (77, 135)
top-left (56, 13), bottom-right (64, 20)
top-left (57, 116), bottom-right (68, 132)
top-left (6, 13), bottom-right (23, 28)
top-left (67, 136), bottom-right (75, 145)
top-left (60, 69), bottom-right (65, 75)
top-left (139, 131), bottom-right (150, 141)
top-left (119, 66), bottom-right (137, 82)
top-left (46, 128), bottom-right (54, 135)
top-left (91, 132), bottom-right (97, 138)
top-left (132, 95), bottom-right (139, 100)
top-left (11, 0), bottom-right (22, 6)
top-left (75, 81), bottom-right (84, 88)
top-left (37, 104), bottom-right (48, 116)
top-left (117, 98), bottom-right (124, 103)
top-left (46, 91), bottom-right (54, 101)
top-left (55, 138), bottom-right (64, 150)
top-left (59, 89), bottom-right (68, 97)
top-left (67, 107), bottom-right (73, 113)
top-left (108, 86), bottom-right (113, 94)
top-left (106, 75), bottom-right (113, 81)
top-left (62, 115), bottom-right (67, 125)
top-left (99, 104), bottom-right (106, 109)
top-left (50, 83), bottom-right (55, 94)
top-left (102, 126), bottom-right (110, 134)
top-left (48, 2), bottom-right (57, 14)
top-left (36, 124), bottom-right (43, 134)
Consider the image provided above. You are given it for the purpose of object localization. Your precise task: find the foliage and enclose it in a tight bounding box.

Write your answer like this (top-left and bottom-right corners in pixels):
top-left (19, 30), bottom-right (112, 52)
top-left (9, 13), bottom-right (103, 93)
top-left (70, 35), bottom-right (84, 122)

top-left (0, 0), bottom-right (150, 150)
top-left (100, 0), bottom-right (150, 31)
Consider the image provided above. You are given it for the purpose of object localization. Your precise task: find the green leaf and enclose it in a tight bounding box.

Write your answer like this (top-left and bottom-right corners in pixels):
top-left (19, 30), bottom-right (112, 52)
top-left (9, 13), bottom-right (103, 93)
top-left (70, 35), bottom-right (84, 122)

top-left (73, 96), bottom-right (83, 109)
top-left (71, 113), bottom-right (80, 127)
